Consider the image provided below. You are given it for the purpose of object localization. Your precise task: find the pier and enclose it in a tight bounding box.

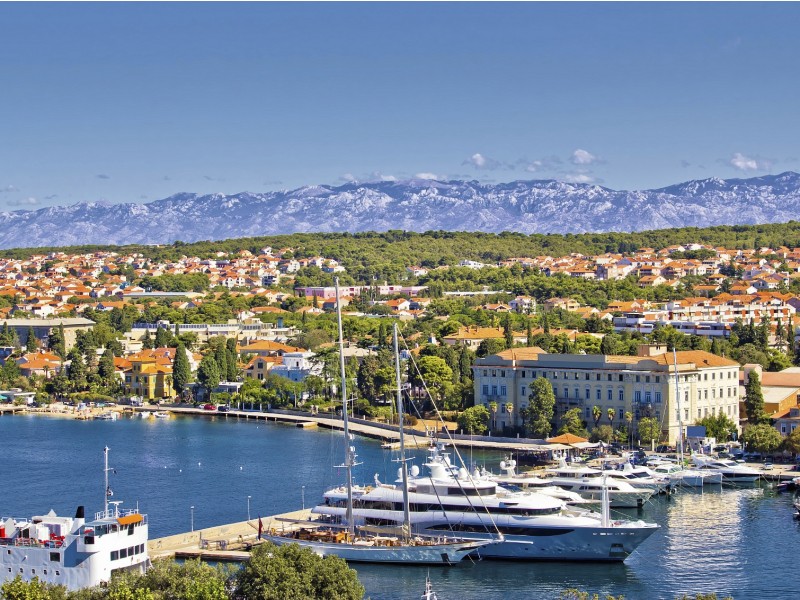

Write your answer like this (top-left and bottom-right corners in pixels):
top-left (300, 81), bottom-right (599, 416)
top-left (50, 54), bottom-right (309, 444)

top-left (148, 508), bottom-right (313, 561)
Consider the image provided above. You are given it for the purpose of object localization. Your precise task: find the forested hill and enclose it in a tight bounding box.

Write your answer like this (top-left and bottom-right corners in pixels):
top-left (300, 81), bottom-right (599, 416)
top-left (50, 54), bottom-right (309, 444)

top-left (1, 172), bottom-right (800, 248)
top-left (4, 222), bottom-right (800, 270)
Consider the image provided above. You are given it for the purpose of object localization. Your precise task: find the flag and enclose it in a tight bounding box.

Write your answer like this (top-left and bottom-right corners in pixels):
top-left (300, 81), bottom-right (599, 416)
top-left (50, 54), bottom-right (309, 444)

top-left (258, 516), bottom-right (263, 540)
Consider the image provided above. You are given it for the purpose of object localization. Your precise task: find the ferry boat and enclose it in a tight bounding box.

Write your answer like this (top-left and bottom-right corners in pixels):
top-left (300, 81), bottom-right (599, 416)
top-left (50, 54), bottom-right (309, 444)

top-left (0, 448), bottom-right (148, 591)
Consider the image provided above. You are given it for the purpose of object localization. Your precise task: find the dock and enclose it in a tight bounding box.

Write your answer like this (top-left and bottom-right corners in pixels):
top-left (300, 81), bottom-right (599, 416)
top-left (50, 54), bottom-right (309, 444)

top-left (148, 508), bottom-right (313, 561)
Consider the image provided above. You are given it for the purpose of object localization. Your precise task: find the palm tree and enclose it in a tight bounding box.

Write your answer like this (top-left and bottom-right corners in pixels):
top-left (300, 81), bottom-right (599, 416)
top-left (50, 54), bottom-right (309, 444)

top-left (607, 408), bottom-right (615, 429)
top-left (489, 401), bottom-right (498, 432)
top-left (505, 402), bottom-right (514, 429)
top-left (592, 405), bottom-right (602, 428)
top-left (625, 411), bottom-right (633, 448)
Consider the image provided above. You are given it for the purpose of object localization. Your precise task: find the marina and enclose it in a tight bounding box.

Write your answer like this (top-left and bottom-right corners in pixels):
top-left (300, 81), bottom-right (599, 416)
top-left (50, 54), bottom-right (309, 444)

top-left (1, 412), bottom-right (799, 598)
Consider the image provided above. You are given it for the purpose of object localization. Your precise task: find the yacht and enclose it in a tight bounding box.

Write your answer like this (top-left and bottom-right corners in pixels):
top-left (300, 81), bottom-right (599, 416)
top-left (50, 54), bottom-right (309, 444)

top-left (487, 459), bottom-right (591, 506)
top-left (544, 462), bottom-right (655, 508)
top-left (0, 448), bottom-right (148, 591)
top-left (651, 462), bottom-right (722, 487)
top-left (314, 443), bottom-right (659, 562)
top-left (690, 455), bottom-right (761, 483)
top-left (604, 463), bottom-right (671, 494)
top-left (264, 292), bottom-right (492, 564)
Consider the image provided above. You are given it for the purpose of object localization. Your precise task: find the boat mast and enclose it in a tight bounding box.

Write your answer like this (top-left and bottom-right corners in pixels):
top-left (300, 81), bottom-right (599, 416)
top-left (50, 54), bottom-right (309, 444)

top-left (393, 323), bottom-right (411, 539)
top-left (672, 348), bottom-right (684, 464)
top-left (335, 278), bottom-right (354, 537)
top-left (103, 446), bottom-right (110, 515)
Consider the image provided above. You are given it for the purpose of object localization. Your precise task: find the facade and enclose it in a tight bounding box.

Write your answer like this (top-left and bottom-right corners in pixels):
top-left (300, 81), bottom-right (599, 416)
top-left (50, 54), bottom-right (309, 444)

top-left (124, 357), bottom-right (174, 400)
top-left (472, 345), bottom-right (740, 445)
top-left (1, 318), bottom-right (95, 352)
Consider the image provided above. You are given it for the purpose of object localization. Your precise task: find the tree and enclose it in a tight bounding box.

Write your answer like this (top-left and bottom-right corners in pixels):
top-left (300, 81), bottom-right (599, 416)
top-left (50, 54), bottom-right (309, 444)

top-left (591, 405), bottom-right (602, 428)
top-left (521, 377), bottom-right (555, 438)
top-left (457, 405), bottom-right (490, 434)
top-left (173, 342), bottom-right (192, 393)
top-left (0, 575), bottom-right (68, 600)
top-left (416, 355), bottom-right (454, 405)
top-left (48, 324), bottom-right (66, 358)
top-left (98, 348), bottom-right (116, 385)
top-left (741, 423), bottom-right (782, 454)
top-left (590, 424), bottom-right (614, 443)
top-left (197, 354), bottom-right (221, 397)
top-left (96, 558), bottom-right (227, 600)
top-left (66, 347), bottom-right (87, 391)
top-left (607, 408), bottom-right (615, 428)
top-left (214, 344), bottom-right (228, 382)
top-left (744, 371), bottom-right (768, 425)
top-left (782, 427), bottom-right (800, 455)
top-left (154, 326), bottom-right (172, 349)
top-left (225, 338), bottom-right (238, 381)
top-left (637, 416), bottom-right (662, 445)
top-left (696, 413), bottom-right (738, 442)
top-left (25, 326), bottom-right (37, 352)
top-left (559, 407), bottom-right (588, 437)
top-left (142, 330), bottom-right (155, 350)
top-left (233, 541), bottom-right (364, 600)
top-left (503, 314), bottom-right (514, 348)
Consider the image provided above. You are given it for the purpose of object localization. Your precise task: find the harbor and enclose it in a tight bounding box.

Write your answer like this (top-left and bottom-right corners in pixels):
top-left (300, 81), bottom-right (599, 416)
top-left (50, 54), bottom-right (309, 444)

top-left (2, 414), bottom-right (799, 598)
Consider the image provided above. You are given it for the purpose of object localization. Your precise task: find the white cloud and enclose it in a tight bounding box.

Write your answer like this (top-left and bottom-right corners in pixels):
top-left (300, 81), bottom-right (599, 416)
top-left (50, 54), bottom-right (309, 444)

top-left (414, 172), bottom-right (439, 180)
top-left (729, 152), bottom-right (771, 171)
top-left (368, 171), bottom-right (396, 182)
top-left (463, 153), bottom-right (502, 170)
top-left (8, 196), bottom-right (39, 207)
top-left (0, 185), bottom-right (19, 193)
top-left (338, 173), bottom-right (358, 183)
top-left (562, 172), bottom-right (595, 184)
top-left (571, 149), bottom-right (597, 165)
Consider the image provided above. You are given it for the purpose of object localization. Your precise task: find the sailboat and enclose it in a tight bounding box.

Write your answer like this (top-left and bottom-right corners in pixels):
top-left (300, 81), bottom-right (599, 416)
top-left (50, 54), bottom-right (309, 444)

top-left (656, 349), bottom-right (721, 488)
top-left (263, 280), bottom-right (492, 564)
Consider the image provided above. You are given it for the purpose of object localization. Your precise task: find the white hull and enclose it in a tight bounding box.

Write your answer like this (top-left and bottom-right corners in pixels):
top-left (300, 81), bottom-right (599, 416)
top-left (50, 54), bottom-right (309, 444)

top-left (263, 535), bottom-right (488, 564)
top-left (549, 481), bottom-right (653, 508)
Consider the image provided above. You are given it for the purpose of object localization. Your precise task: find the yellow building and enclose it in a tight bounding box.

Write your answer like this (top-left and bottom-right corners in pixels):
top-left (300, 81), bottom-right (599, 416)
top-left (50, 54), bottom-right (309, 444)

top-left (473, 344), bottom-right (740, 445)
top-left (124, 356), bottom-right (175, 401)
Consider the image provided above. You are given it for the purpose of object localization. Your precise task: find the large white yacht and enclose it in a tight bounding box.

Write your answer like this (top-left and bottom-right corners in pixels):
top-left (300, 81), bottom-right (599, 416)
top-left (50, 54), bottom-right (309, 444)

top-left (651, 461), bottom-right (722, 487)
top-left (313, 444), bottom-right (659, 562)
top-left (690, 455), bottom-right (761, 483)
top-left (486, 459), bottom-right (590, 506)
top-left (604, 463), bottom-right (671, 494)
top-left (544, 462), bottom-right (655, 508)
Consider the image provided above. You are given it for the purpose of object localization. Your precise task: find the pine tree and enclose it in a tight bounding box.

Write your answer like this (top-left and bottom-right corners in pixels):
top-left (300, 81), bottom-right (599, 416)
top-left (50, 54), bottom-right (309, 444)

top-left (503, 314), bottom-right (514, 348)
top-left (226, 338), bottom-right (238, 381)
top-left (98, 348), bottom-right (115, 384)
top-left (172, 342), bottom-right (192, 393)
top-left (48, 324), bottom-right (66, 358)
top-left (154, 326), bottom-right (171, 348)
top-left (197, 354), bottom-right (220, 396)
top-left (526, 319), bottom-right (533, 347)
top-left (25, 326), bottom-right (37, 352)
top-left (0, 322), bottom-right (10, 345)
top-left (66, 347), bottom-right (87, 391)
top-left (142, 330), bottom-right (155, 350)
top-left (744, 370), bottom-right (767, 425)
top-left (214, 344), bottom-right (228, 382)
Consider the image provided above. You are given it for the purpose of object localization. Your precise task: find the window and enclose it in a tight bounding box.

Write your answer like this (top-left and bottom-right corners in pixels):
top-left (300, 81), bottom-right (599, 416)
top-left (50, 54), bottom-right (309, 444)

top-left (500, 385), bottom-right (507, 397)
top-left (574, 388), bottom-right (579, 400)
top-left (521, 371), bottom-right (526, 378)
top-left (655, 391), bottom-right (662, 403)
top-left (704, 390), bottom-right (708, 400)
top-left (619, 374), bottom-right (624, 382)
top-left (492, 370), bottom-right (496, 377)
top-left (596, 388), bottom-right (601, 400)
top-left (111, 550), bottom-right (119, 561)
top-left (553, 371), bottom-right (559, 379)
top-left (564, 387), bottom-right (569, 398)
top-left (645, 376), bottom-right (650, 383)
top-left (655, 376), bottom-right (660, 383)
top-left (491, 385), bottom-right (497, 396)
top-left (634, 391), bottom-right (641, 403)
top-left (521, 386), bottom-right (526, 397)
top-left (645, 391), bottom-right (651, 404)
top-left (712, 372), bottom-right (716, 380)
top-left (636, 375), bottom-right (640, 383)
top-left (618, 389), bottom-right (624, 402)
top-left (483, 370), bottom-right (487, 377)
top-left (482, 385), bottom-right (489, 396)
top-left (585, 388), bottom-right (590, 400)
top-left (585, 407), bottom-right (591, 419)
top-left (697, 409), bottom-right (701, 419)
top-left (500, 370), bottom-right (505, 377)
top-left (585, 373), bottom-right (590, 380)
top-left (49, 552), bottom-right (59, 562)
top-left (618, 408), bottom-right (624, 419)
top-left (607, 389), bottom-right (612, 401)
top-left (596, 374), bottom-right (601, 381)
top-left (608, 374), bottom-right (612, 381)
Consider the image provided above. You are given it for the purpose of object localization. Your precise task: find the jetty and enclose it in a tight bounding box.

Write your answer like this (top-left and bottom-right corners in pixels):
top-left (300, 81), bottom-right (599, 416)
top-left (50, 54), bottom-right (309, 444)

top-left (148, 508), bottom-right (313, 561)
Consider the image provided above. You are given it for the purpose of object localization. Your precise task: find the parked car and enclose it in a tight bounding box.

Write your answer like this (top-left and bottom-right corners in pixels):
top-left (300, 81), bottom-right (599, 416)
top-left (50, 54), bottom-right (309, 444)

top-left (203, 403), bottom-right (216, 411)
top-left (217, 405), bottom-right (230, 413)
top-left (762, 459), bottom-right (774, 471)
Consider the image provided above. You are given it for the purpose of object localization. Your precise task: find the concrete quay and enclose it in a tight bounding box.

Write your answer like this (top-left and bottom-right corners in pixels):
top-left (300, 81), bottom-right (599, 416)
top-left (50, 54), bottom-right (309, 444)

top-left (148, 508), bottom-right (313, 561)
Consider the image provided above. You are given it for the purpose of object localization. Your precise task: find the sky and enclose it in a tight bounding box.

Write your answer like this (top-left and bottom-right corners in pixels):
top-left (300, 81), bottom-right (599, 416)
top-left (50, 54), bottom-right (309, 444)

top-left (1, 2), bottom-right (799, 210)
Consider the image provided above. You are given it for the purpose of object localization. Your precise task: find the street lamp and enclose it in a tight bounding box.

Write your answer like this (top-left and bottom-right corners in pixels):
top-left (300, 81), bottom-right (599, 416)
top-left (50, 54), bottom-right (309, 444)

top-left (190, 505), bottom-right (195, 532)
top-left (247, 496), bottom-right (251, 521)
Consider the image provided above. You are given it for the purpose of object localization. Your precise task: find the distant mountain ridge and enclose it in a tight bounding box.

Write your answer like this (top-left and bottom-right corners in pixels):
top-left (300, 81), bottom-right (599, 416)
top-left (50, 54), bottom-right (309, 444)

top-left (2, 172), bottom-right (800, 249)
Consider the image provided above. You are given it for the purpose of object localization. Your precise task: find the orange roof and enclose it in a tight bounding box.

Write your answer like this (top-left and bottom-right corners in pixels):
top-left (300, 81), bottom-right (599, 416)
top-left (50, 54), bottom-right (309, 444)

top-left (547, 432), bottom-right (589, 444)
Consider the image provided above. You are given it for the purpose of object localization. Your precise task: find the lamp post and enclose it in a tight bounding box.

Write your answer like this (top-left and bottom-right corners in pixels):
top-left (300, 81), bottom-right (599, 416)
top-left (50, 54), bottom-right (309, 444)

top-left (301, 486), bottom-right (306, 510)
top-left (247, 496), bottom-right (251, 521)
top-left (190, 505), bottom-right (195, 532)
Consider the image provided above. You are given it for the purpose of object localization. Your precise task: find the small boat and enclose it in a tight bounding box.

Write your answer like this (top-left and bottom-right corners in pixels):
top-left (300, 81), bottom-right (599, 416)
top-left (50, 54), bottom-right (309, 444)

top-left (0, 447), bottom-right (148, 591)
top-left (153, 411), bottom-right (170, 419)
top-left (139, 411), bottom-right (152, 419)
top-left (94, 412), bottom-right (118, 421)
top-left (421, 574), bottom-right (438, 600)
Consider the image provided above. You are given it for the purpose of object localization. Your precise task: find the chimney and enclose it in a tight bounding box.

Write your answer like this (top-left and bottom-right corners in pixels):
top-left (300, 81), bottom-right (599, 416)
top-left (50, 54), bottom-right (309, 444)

top-left (73, 505), bottom-right (85, 533)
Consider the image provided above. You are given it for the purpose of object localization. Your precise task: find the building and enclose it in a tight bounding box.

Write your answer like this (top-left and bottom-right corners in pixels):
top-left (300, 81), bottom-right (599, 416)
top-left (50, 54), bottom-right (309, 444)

top-left (270, 351), bottom-right (320, 383)
top-left (472, 344), bottom-right (740, 445)
top-left (1, 317), bottom-right (95, 352)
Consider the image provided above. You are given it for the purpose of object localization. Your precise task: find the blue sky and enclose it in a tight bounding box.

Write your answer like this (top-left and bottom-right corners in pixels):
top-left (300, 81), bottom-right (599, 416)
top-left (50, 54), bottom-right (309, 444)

top-left (1, 2), bottom-right (798, 210)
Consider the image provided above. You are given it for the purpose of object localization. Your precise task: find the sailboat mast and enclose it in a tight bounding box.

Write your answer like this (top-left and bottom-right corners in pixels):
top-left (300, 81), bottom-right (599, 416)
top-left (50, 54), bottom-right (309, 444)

top-left (393, 324), bottom-right (411, 538)
top-left (103, 446), bottom-right (109, 515)
top-left (335, 278), bottom-right (354, 535)
top-left (672, 348), bottom-right (683, 463)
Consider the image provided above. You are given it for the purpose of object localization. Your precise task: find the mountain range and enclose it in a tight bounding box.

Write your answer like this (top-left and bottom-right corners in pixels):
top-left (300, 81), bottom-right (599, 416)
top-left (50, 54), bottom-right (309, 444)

top-left (2, 172), bottom-right (800, 249)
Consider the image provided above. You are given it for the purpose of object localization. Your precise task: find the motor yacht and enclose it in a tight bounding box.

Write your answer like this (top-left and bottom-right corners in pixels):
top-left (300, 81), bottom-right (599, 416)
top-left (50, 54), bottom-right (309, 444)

top-left (544, 461), bottom-right (655, 508)
top-left (690, 455), bottom-right (761, 483)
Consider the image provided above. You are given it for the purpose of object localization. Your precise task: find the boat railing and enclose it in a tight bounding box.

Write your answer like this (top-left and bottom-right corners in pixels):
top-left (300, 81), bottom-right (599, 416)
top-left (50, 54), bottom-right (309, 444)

top-left (93, 507), bottom-right (146, 523)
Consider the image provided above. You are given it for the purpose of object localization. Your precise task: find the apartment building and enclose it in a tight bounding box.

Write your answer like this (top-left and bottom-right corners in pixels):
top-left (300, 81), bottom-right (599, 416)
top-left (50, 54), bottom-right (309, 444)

top-left (472, 344), bottom-right (740, 445)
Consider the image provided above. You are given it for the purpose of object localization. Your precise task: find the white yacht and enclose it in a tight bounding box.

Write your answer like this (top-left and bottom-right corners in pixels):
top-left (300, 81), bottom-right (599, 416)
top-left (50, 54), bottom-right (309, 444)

top-left (487, 459), bottom-right (590, 506)
top-left (690, 455), bottom-right (761, 483)
top-left (651, 462), bottom-right (722, 487)
top-left (314, 443), bottom-right (659, 562)
top-left (0, 448), bottom-right (148, 591)
top-left (604, 463), bottom-right (671, 494)
top-left (544, 462), bottom-right (655, 508)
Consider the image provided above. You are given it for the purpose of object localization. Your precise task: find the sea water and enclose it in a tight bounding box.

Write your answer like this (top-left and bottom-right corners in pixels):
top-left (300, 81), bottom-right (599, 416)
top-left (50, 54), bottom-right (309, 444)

top-left (0, 414), bottom-right (797, 600)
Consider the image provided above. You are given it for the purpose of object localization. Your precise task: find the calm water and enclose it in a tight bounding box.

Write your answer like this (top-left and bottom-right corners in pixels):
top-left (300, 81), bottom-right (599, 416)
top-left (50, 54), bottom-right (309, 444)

top-left (1, 413), bottom-right (798, 600)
